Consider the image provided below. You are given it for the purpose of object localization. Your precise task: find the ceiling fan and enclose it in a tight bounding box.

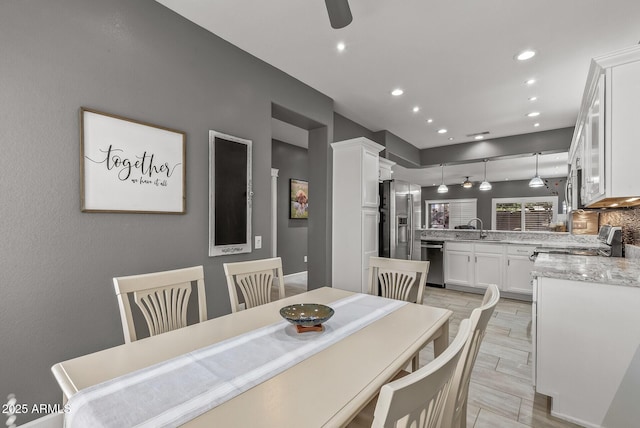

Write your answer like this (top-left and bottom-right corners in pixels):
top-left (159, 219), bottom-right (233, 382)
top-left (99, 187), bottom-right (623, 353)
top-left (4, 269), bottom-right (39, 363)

top-left (325, 0), bottom-right (353, 29)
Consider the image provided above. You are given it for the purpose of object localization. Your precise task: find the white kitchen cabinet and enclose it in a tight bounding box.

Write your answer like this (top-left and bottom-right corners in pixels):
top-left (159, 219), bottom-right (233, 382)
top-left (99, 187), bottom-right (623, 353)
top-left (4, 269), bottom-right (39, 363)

top-left (445, 242), bottom-right (507, 291)
top-left (474, 244), bottom-right (504, 289)
top-left (567, 131), bottom-right (583, 211)
top-left (583, 74), bottom-right (605, 203)
top-left (534, 276), bottom-right (640, 427)
top-left (445, 242), bottom-right (534, 297)
top-left (361, 209), bottom-right (379, 293)
top-left (444, 247), bottom-right (473, 287)
top-left (362, 147), bottom-right (380, 208)
top-left (378, 157), bottom-right (395, 182)
top-left (569, 45), bottom-right (640, 208)
top-left (504, 245), bottom-right (536, 294)
top-left (331, 137), bottom-right (384, 293)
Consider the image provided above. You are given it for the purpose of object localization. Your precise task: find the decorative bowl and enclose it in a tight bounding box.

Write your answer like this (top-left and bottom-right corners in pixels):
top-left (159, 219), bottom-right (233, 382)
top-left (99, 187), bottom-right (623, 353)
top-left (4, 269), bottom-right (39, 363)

top-left (279, 303), bottom-right (335, 327)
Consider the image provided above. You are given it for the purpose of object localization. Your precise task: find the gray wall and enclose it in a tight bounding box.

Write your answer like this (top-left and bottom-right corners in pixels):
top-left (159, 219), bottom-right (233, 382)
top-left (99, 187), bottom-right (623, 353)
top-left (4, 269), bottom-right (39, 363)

top-left (420, 127), bottom-right (573, 167)
top-left (272, 140), bottom-right (308, 274)
top-left (0, 0), bottom-right (334, 421)
top-left (421, 177), bottom-right (567, 228)
top-left (333, 112), bottom-right (375, 141)
top-left (373, 130), bottom-right (422, 167)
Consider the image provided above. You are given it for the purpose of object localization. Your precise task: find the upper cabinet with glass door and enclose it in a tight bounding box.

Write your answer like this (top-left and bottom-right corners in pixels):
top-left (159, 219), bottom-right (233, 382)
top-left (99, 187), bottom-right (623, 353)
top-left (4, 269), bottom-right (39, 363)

top-left (584, 74), bottom-right (605, 203)
top-left (569, 45), bottom-right (640, 208)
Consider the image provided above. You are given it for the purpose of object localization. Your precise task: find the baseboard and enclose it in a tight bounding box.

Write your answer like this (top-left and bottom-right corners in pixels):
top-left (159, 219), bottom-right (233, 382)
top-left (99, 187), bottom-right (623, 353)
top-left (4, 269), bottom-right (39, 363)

top-left (283, 271), bottom-right (307, 290)
top-left (445, 283), bottom-right (532, 302)
top-left (284, 271), bottom-right (307, 281)
top-left (549, 409), bottom-right (600, 428)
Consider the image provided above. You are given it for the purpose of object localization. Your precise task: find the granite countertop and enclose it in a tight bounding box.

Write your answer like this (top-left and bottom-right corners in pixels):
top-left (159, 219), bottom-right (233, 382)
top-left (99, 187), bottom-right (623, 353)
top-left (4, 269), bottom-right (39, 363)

top-left (532, 253), bottom-right (640, 287)
top-left (420, 229), bottom-right (604, 249)
top-left (421, 236), bottom-right (606, 250)
top-left (426, 238), bottom-right (605, 249)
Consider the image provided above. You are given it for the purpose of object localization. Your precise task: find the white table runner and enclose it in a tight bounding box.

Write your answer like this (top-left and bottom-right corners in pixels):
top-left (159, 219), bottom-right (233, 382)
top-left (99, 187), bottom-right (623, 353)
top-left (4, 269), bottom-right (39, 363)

top-left (65, 293), bottom-right (407, 428)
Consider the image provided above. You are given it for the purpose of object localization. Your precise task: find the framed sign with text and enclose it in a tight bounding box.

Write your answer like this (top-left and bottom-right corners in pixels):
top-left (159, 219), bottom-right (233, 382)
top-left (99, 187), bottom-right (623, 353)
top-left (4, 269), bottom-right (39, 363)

top-left (80, 108), bottom-right (186, 214)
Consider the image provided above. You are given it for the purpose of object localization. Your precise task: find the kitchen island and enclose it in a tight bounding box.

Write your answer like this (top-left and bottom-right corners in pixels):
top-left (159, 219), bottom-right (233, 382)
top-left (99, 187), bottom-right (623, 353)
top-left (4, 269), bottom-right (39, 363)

top-left (420, 229), bottom-right (607, 300)
top-left (532, 253), bottom-right (640, 428)
top-left (532, 252), bottom-right (640, 286)
top-left (420, 228), bottom-right (606, 248)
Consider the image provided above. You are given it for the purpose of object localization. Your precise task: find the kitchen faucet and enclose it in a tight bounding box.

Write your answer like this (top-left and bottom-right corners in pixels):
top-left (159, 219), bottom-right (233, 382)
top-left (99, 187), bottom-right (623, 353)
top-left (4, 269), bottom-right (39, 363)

top-left (467, 218), bottom-right (487, 239)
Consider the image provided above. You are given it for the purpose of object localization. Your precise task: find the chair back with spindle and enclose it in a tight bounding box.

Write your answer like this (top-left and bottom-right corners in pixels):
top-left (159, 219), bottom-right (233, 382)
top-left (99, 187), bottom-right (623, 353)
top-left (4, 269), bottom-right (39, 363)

top-left (443, 283), bottom-right (500, 428)
top-left (113, 265), bottom-right (207, 343)
top-left (368, 256), bottom-right (430, 304)
top-left (372, 319), bottom-right (472, 428)
top-left (224, 257), bottom-right (285, 312)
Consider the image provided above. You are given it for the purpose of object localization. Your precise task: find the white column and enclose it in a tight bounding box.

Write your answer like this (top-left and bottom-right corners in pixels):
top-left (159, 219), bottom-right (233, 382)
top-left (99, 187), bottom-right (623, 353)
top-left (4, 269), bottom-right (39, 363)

top-left (271, 168), bottom-right (279, 258)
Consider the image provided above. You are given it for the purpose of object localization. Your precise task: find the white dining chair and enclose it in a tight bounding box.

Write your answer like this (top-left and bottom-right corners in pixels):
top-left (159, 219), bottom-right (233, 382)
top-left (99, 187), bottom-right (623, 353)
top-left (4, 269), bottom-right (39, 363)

top-left (443, 284), bottom-right (500, 428)
top-left (223, 257), bottom-right (285, 312)
top-left (348, 319), bottom-right (472, 428)
top-left (113, 265), bottom-right (207, 343)
top-left (368, 256), bottom-right (430, 370)
top-left (368, 256), bottom-right (430, 305)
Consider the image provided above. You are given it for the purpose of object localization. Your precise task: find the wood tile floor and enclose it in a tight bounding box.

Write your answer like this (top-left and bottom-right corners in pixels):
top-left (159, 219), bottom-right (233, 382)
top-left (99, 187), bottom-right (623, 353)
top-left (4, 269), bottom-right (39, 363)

top-left (281, 278), bottom-right (580, 428)
top-left (419, 287), bottom-right (580, 428)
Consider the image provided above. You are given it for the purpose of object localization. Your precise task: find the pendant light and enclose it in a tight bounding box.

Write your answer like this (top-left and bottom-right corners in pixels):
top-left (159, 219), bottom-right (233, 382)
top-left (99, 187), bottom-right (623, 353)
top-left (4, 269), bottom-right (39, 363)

top-left (437, 164), bottom-right (448, 193)
top-left (528, 152), bottom-right (545, 188)
top-left (479, 159), bottom-right (492, 191)
top-left (462, 176), bottom-right (473, 188)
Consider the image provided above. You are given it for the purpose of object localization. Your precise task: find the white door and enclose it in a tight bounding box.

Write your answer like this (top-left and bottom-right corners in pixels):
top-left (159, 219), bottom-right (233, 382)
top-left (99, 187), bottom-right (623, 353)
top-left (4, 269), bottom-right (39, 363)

top-left (445, 250), bottom-right (472, 286)
top-left (361, 209), bottom-right (379, 293)
top-left (505, 256), bottom-right (534, 294)
top-left (361, 148), bottom-right (379, 208)
top-left (474, 252), bottom-right (503, 289)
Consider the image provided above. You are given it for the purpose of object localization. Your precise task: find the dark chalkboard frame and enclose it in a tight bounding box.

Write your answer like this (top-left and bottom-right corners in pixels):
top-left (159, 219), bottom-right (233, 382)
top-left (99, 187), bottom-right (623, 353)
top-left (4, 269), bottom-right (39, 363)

top-left (208, 130), bottom-right (252, 257)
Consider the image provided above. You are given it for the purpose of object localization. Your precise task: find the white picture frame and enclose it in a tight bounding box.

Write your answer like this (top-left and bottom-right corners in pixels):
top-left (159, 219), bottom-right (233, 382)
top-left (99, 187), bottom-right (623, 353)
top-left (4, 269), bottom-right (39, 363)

top-left (209, 130), bottom-right (253, 257)
top-left (80, 108), bottom-right (186, 214)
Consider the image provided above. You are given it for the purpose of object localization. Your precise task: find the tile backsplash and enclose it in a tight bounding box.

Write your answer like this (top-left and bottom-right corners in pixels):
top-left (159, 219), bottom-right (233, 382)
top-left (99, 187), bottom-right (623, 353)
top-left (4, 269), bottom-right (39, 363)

top-left (599, 207), bottom-right (640, 245)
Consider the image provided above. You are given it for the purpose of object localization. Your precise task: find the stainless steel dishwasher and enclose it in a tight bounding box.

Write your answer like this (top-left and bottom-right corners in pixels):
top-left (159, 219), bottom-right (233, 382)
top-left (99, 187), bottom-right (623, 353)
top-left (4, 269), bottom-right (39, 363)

top-left (421, 240), bottom-right (444, 287)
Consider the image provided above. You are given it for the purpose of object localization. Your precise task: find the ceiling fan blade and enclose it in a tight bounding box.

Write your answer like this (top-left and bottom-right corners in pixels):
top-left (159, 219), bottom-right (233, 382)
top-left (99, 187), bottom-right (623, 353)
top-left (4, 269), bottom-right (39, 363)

top-left (325, 0), bottom-right (353, 29)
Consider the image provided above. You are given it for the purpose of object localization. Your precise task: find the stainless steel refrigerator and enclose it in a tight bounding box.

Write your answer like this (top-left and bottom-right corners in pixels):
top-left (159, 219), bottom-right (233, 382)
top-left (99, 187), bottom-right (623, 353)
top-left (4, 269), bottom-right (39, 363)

top-left (379, 180), bottom-right (422, 260)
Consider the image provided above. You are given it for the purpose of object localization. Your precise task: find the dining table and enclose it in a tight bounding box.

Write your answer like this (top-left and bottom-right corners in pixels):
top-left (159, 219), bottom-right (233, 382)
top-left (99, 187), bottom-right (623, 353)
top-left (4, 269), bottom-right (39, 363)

top-left (52, 287), bottom-right (452, 427)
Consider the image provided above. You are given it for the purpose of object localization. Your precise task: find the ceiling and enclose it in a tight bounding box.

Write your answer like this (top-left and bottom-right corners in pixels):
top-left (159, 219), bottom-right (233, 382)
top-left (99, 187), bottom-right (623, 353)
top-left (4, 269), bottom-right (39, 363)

top-left (394, 152), bottom-right (568, 187)
top-left (156, 0), bottom-right (639, 185)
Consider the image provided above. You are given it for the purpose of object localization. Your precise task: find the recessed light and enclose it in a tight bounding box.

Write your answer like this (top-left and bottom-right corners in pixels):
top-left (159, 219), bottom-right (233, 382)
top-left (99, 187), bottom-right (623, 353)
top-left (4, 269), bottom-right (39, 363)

top-left (625, 197), bottom-right (639, 202)
top-left (515, 50), bottom-right (536, 61)
top-left (475, 135), bottom-right (484, 140)
top-left (505, 178), bottom-right (509, 181)
top-left (529, 96), bottom-right (538, 101)
top-left (427, 118), bottom-right (433, 123)
top-left (448, 137), bottom-right (454, 141)
top-left (413, 106), bottom-right (420, 113)
top-left (527, 112), bottom-right (540, 117)
top-left (526, 79), bottom-right (536, 85)
top-left (610, 203), bottom-right (619, 207)
top-left (437, 128), bottom-right (448, 134)
top-left (337, 42), bottom-right (346, 52)
top-left (391, 88), bottom-right (404, 96)
top-left (534, 123), bottom-right (540, 127)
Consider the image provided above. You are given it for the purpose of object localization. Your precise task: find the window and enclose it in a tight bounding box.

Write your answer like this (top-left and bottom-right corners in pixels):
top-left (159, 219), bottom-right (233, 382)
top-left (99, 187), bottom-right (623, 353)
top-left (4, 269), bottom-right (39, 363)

top-left (491, 197), bottom-right (558, 231)
top-left (425, 199), bottom-right (477, 229)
